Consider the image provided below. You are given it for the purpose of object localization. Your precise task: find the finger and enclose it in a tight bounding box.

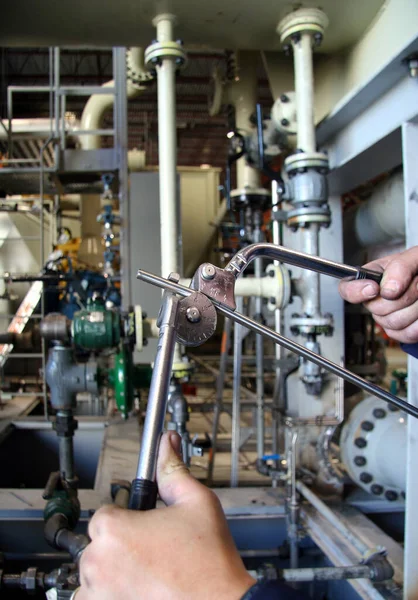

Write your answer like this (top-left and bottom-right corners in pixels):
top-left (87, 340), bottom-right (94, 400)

top-left (365, 276), bottom-right (418, 316)
top-left (373, 299), bottom-right (418, 331)
top-left (379, 247), bottom-right (418, 299)
top-left (339, 279), bottom-right (380, 304)
top-left (382, 320), bottom-right (418, 344)
top-left (156, 431), bottom-right (207, 507)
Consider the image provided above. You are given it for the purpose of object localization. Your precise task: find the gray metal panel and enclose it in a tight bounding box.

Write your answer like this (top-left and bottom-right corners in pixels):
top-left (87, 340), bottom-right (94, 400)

top-left (323, 76), bottom-right (418, 195)
top-left (129, 172), bottom-right (161, 363)
top-left (402, 121), bottom-right (418, 600)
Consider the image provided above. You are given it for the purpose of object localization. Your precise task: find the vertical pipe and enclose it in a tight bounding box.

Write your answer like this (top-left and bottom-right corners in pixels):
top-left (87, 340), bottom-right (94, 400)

top-left (59, 434), bottom-right (75, 482)
top-left (154, 14), bottom-right (181, 278)
top-left (229, 51), bottom-right (260, 192)
top-left (301, 223), bottom-right (320, 317)
top-left (253, 210), bottom-right (265, 460)
top-left (287, 428), bottom-right (299, 571)
top-left (113, 48), bottom-right (131, 310)
top-left (208, 317), bottom-right (232, 486)
top-left (53, 48), bottom-right (60, 141)
top-left (231, 297), bottom-right (244, 487)
top-left (271, 180), bottom-right (283, 462)
top-left (292, 33), bottom-right (315, 153)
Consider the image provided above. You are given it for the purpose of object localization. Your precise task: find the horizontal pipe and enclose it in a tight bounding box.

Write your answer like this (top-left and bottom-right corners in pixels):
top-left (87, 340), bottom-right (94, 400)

top-left (296, 481), bottom-right (368, 556)
top-left (179, 276), bottom-right (283, 302)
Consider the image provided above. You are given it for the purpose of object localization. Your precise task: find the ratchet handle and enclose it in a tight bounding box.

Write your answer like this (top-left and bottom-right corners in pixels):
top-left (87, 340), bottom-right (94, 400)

top-left (128, 478), bottom-right (158, 511)
top-left (356, 268), bottom-right (383, 284)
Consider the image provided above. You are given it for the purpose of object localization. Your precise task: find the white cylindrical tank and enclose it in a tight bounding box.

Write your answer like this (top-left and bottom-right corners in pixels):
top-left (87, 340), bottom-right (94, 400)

top-left (340, 395), bottom-right (406, 502)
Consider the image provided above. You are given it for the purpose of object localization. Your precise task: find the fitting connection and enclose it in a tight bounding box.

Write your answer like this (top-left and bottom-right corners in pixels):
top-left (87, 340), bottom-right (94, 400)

top-left (145, 14), bottom-right (187, 70)
top-left (277, 8), bottom-right (331, 230)
top-left (45, 345), bottom-right (98, 411)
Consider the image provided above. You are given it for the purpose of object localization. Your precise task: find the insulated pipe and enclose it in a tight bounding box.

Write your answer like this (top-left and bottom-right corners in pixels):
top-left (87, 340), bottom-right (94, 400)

top-left (292, 33), bottom-right (316, 154)
top-left (79, 48), bottom-right (147, 150)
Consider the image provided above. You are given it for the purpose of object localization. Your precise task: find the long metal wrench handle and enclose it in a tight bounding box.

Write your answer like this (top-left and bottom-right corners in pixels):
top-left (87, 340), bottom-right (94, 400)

top-left (136, 269), bottom-right (418, 420)
top-left (128, 292), bottom-right (180, 510)
top-left (225, 242), bottom-right (383, 283)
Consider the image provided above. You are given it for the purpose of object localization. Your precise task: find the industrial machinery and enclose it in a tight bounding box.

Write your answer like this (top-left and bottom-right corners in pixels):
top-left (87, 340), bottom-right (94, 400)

top-left (0, 1), bottom-right (417, 598)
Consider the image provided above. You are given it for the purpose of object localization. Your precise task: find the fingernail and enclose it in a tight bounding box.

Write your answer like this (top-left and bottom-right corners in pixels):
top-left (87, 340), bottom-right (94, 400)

top-left (168, 432), bottom-right (182, 456)
top-left (362, 284), bottom-right (378, 299)
top-left (381, 279), bottom-right (399, 294)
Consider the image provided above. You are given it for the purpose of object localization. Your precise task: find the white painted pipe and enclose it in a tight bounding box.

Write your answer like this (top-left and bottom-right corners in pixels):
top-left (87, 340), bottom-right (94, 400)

top-left (79, 48), bottom-right (147, 151)
top-left (0, 118), bottom-right (79, 139)
top-left (153, 14), bottom-right (181, 279)
top-left (225, 51), bottom-right (261, 191)
top-left (179, 275), bottom-right (285, 306)
top-left (292, 33), bottom-right (316, 154)
top-left (353, 172), bottom-right (405, 247)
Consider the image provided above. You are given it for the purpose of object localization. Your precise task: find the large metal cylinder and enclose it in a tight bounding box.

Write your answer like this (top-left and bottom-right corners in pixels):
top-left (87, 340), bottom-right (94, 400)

top-left (340, 396), bottom-right (406, 502)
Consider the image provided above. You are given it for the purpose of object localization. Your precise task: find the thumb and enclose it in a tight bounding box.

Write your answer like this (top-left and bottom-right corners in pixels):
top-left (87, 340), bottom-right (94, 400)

top-left (156, 432), bottom-right (203, 506)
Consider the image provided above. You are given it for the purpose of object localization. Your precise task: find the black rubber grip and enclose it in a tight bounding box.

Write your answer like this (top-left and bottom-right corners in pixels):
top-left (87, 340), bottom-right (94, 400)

top-left (128, 478), bottom-right (158, 511)
top-left (356, 268), bottom-right (383, 284)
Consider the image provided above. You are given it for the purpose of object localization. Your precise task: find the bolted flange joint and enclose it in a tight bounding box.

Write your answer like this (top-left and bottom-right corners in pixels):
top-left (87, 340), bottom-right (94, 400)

top-left (277, 8), bottom-right (329, 47)
top-left (144, 40), bottom-right (187, 69)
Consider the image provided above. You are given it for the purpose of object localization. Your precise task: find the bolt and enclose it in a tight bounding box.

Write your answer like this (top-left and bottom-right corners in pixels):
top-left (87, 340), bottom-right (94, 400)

top-left (385, 490), bottom-right (398, 502)
top-left (281, 118), bottom-right (289, 127)
top-left (280, 94), bottom-right (289, 103)
top-left (360, 472), bottom-right (373, 484)
top-left (201, 264), bottom-right (216, 280)
top-left (371, 484), bottom-right (383, 496)
top-left (373, 408), bottom-right (386, 419)
top-left (168, 272), bottom-right (180, 283)
top-left (269, 269), bottom-right (275, 278)
top-left (354, 456), bottom-right (366, 467)
top-left (361, 420), bottom-right (374, 432)
top-left (408, 57), bottom-right (418, 78)
top-left (186, 306), bottom-right (201, 323)
top-left (354, 437), bottom-right (367, 449)
top-left (314, 32), bottom-right (323, 46)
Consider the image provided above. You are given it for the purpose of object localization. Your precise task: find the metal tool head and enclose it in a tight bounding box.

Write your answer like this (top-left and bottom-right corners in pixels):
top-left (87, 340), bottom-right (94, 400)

top-left (190, 262), bottom-right (237, 310)
top-left (176, 291), bottom-right (217, 347)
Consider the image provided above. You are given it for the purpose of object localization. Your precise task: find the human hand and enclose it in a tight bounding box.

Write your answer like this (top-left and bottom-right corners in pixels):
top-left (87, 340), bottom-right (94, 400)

top-left (339, 247), bottom-right (418, 343)
top-left (77, 432), bottom-right (255, 600)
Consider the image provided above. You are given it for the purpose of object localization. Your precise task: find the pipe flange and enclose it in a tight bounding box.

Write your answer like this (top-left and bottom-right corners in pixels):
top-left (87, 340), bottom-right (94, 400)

top-left (340, 396), bottom-right (406, 501)
top-left (277, 8), bottom-right (329, 45)
top-left (144, 41), bottom-right (187, 69)
top-left (230, 187), bottom-right (272, 210)
top-left (126, 48), bottom-right (155, 87)
top-left (287, 206), bottom-right (331, 229)
top-left (265, 263), bottom-right (292, 311)
top-left (290, 314), bottom-right (333, 337)
top-left (271, 92), bottom-right (297, 135)
top-left (285, 152), bottom-right (329, 174)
